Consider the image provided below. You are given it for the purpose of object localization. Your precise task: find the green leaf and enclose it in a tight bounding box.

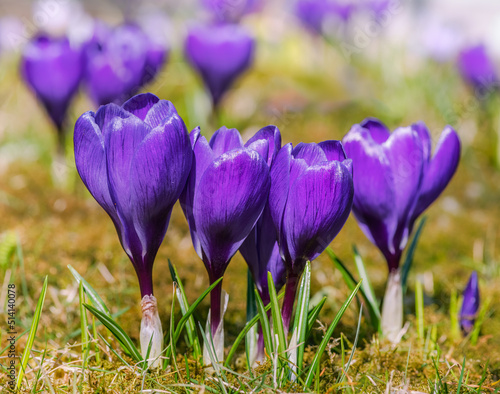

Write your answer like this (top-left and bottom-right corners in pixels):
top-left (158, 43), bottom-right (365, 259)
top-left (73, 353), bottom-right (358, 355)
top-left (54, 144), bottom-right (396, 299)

top-left (168, 260), bottom-right (201, 360)
top-left (352, 246), bottom-right (380, 321)
top-left (254, 288), bottom-right (274, 359)
top-left (303, 280), bottom-right (362, 389)
top-left (68, 264), bottom-right (111, 316)
top-left (293, 261), bottom-right (311, 372)
top-left (84, 303), bottom-right (142, 363)
top-left (267, 271), bottom-right (288, 360)
top-left (415, 279), bottom-right (425, 341)
top-left (306, 297), bottom-right (327, 339)
top-left (245, 270), bottom-right (258, 371)
top-left (17, 276), bottom-right (48, 390)
top-left (79, 282), bottom-right (89, 367)
top-left (401, 216), bottom-right (427, 291)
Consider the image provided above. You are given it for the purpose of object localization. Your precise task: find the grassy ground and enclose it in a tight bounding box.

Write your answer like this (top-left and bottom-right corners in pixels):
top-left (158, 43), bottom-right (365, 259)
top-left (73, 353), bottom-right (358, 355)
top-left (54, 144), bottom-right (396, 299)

top-left (0, 18), bottom-right (499, 393)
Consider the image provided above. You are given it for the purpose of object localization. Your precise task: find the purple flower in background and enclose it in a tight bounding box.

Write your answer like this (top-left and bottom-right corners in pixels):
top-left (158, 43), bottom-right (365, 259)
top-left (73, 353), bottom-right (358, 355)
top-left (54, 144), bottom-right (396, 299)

top-left (457, 44), bottom-right (498, 94)
top-left (240, 125), bottom-right (286, 305)
top-left (343, 118), bottom-right (460, 341)
top-left (74, 93), bottom-right (192, 366)
top-left (84, 23), bottom-right (168, 107)
top-left (180, 126), bottom-right (270, 361)
top-left (295, 0), bottom-right (354, 35)
top-left (21, 34), bottom-right (84, 153)
top-left (460, 271), bottom-right (480, 335)
top-left (202, 0), bottom-right (262, 23)
top-left (185, 23), bottom-right (254, 108)
top-left (269, 141), bottom-right (354, 331)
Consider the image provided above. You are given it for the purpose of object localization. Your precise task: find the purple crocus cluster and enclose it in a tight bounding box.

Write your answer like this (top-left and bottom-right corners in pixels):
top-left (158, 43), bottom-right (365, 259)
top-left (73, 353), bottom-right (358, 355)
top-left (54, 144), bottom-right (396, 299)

top-left (184, 1), bottom-right (256, 108)
top-left (20, 21), bottom-right (168, 154)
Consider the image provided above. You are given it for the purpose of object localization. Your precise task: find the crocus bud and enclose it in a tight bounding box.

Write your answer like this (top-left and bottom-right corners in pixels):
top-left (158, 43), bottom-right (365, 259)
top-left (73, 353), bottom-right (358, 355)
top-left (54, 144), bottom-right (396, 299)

top-left (460, 271), bottom-right (480, 335)
top-left (21, 34), bottom-right (84, 154)
top-left (184, 23), bottom-right (254, 108)
top-left (202, 0), bottom-right (262, 23)
top-left (295, 0), bottom-right (355, 35)
top-left (457, 44), bottom-right (498, 95)
top-left (180, 126), bottom-right (270, 364)
top-left (269, 141), bottom-right (354, 332)
top-left (343, 118), bottom-right (461, 341)
top-left (74, 93), bottom-right (193, 365)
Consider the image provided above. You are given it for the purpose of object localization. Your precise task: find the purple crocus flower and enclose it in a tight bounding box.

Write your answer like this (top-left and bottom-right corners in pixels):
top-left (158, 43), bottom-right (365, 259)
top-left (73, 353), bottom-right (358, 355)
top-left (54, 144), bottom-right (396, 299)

top-left (295, 0), bottom-right (354, 35)
top-left (74, 93), bottom-right (192, 365)
top-left (343, 118), bottom-right (460, 341)
top-left (185, 23), bottom-right (254, 108)
top-left (269, 141), bottom-right (354, 331)
top-left (239, 125), bottom-right (286, 364)
top-left (180, 126), bottom-right (270, 362)
top-left (460, 271), bottom-right (480, 335)
top-left (457, 44), bottom-right (498, 94)
top-left (84, 23), bottom-right (167, 107)
top-left (21, 34), bottom-right (84, 154)
top-left (202, 0), bottom-right (262, 23)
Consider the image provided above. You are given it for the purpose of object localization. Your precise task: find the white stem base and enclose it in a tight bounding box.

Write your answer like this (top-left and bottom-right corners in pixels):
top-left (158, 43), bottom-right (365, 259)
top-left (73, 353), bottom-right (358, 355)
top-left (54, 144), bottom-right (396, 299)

top-left (381, 270), bottom-right (403, 343)
top-left (140, 295), bottom-right (163, 368)
top-left (203, 291), bottom-right (229, 368)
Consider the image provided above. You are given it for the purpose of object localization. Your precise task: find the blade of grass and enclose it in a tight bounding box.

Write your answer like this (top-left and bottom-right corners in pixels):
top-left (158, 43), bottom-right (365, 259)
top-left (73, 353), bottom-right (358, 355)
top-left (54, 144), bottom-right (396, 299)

top-left (306, 296), bottom-right (327, 339)
top-left (97, 333), bottom-right (130, 367)
top-left (471, 298), bottom-right (490, 345)
top-left (16, 276), bottom-right (48, 390)
top-left (401, 217), bottom-right (427, 291)
top-left (254, 288), bottom-right (274, 358)
top-left (245, 269), bottom-right (257, 371)
top-left (353, 245), bottom-right (380, 320)
top-left (268, 272), bottom-right (288, 361)
top-left (338, 306), bottom-right (363, 384)
top-left (303, 280), bottom-right (362, 389)
top-left (168, 260), bottom-right (201, 360)
top-left (68, 264), bottom-right (111, 316)
top-left (293, 261), bottom-right (311, 372)
top-left (84, 304), bottom-right (142, 362)
top-left (415, 279), bottom-right (424, 341)
top-left (457, 356), bottom-right (466, 394)
top-left (16, 239), bottom-right (29, 301)
top-left (79, 282), bottom-right (89, 367)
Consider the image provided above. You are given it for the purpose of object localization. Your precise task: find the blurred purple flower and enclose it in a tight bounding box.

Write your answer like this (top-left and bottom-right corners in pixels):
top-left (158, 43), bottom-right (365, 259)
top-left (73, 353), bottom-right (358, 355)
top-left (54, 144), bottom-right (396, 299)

top-left (269, 140), bottom-right (353, 330)
top-left (180, 126), bottom-right (270, 340)
top-left (74, 93), bottom-right (192, 297)
top-left (21, 34), bottom-right (84, 152)
top-left (185, 23), bottom-right (254, 108)
top-left (457, 45), bottom-right (498, 94)
top-left (460, 271), bottom-right (480, 335)
top-left (84, 23), bottom-right (168, 107)
top-left (343, 119), bottom-right (461, 273)
top-left (202, 0), bottom-right (262, 23)
top-left (295, 0), bottom-right (355, 35)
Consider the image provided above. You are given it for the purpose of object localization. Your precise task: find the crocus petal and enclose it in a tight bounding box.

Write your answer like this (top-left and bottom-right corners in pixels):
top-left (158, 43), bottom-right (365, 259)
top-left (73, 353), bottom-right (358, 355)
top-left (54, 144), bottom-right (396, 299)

top-left (246, 139), bottom-right (270, 164)
top-left (194, 149), bottom-right (270, 278)
top-left (360, 118), bottom-right (391, 144)
top-left (413, 126), bottom-right (460, 219)
top-left (74, 111), bottom-right (119, 226)
top-left (269, 144), bottom-right (292, 244)
top-left (318, 140), bottom-right (347, 162)
top-left (460, 271), bottom-right (480, 334)
top-left (209, 126), bottom-right (244, 156)
top-left (179, 128), bottom-right (215, 260)
top-left (283, 160), bottom-right (353, 269)
top-left (122, 93), bottom-right (160, 121)
top-left (245, 125), bottom-right (281, 165)
top-left (292, 142), bottom-right (328, 166)
top-left (411, 122), bottom-right (432, 162)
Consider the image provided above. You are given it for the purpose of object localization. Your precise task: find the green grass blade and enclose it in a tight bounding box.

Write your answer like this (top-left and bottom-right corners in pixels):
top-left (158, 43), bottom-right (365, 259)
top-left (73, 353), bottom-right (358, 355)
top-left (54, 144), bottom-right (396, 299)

top-left (303, 280), bottom-right (362, 389)
top-left (254, 288), bottom-right (274, 358)
top-left (401, 216), bottom-right (427, 291)
top-left (68, 264), bottom-right (111, 316)
top-left (327, 247), bottom-right (380, 332)
top-left (79, 282), bottom-right (89, 367)
top-left (449, 289), bottom-right (460, 341)
top-left (457, 356), bottom-right (466, 394)
top-left (84, 303), bottom-right (142, 362)
top-left (338, 306), bottom-right (363, 384)
top-left (294, 261), bottom-right (311, 372)
top-left (306, 297), bottom-right (327, 339)
top-left (353, 246), bottom-right (380, 320)
top-left (0, 231), bottom-right (17, 268)
top-left (267, 271), bottom-right (287, 360)
top-left (245, 269), bottom-right (258, 370)
top-left (471, 297), bottom-right (490, 345)
top-left (415, 279), bottom-right (425, 341)
top-left (168, 260), bottom-right (201, 360)
top-left (224, 291), bottom-right (284, 367)
top-left (16, 276), bottom-right (48, 390)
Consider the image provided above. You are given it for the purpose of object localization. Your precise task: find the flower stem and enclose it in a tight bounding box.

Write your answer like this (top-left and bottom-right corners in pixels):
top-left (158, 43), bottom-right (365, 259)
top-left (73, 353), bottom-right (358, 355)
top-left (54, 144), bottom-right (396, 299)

top-left (140, 295), bottom-right (163, 368)
top-left (210, 278), bottom-right (223, 337)
top-left (381, 269), bottom-right (403, 343)
top-left (281, 272), bottom-right (300, 335)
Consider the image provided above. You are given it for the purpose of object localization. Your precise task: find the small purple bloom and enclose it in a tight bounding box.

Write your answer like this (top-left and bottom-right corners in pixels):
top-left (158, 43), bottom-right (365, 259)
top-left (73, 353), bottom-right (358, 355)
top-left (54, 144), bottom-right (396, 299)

top-left (460, 271), bottom-right (480, 335)
top-left (343, 119), bottom-right (461, 272)
top-left (185, 23), bottom-right (254, 108)
top-left (84, 23), bottom-right (167, 107)
top-left (202, 0), bottom-right (262, 23)
top-left (240, 126), bottom-right (286, 304)
top-left (180, 126), bottom-right (271, 338)
top-left (269, 140), bottom-right (354, 330)
top-left (21, 34), bottom-right (84, 151)
top-left (457, 44), bottom-right (498, 94)
top-left (74, 93), bottom-right (192, 297)
top-left (295, 0), bottom-right (355, 35)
